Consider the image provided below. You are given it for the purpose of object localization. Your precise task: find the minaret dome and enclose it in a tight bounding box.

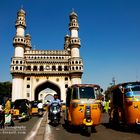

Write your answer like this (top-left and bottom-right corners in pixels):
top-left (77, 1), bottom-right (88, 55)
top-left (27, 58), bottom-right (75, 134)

top-left (15, 8), bottom-right (26, 29)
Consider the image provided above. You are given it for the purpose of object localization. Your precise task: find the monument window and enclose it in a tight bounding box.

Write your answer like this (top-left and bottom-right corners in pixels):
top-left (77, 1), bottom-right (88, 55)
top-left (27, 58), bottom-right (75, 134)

top-left (58, 66), bottom-right (62, 71)
top-left (52, 66), bottom-right (56, 71)
top-left (27, 93), bottom-right (30, 97)
top-left (27, 77), bottom-right (30, 81)
top-left (33, 66), bottom-right (37, 71)
top-left (65, 84), bottom-right (68, 88)
top-left (27, 66), bottom-right (31, 70)
top-left (27, 85), bottom-right (30, 88)
top-left (65, 77), bottom-right (68, 81)
top-left (40, 66), bottom-right (44, 71)
top-left (64, 66), bottom-right (68, 71)
top-left (46, 66), bottom-right (50, 70)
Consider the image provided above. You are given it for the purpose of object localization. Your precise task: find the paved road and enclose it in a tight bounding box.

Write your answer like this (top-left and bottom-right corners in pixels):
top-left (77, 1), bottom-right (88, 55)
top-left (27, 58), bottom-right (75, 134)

top-left (1, 112), bottom-right (140, 140)
top-left (43, 113), bottom-right (140, 140)
top-left (0, 115), bottom-right (41, 140)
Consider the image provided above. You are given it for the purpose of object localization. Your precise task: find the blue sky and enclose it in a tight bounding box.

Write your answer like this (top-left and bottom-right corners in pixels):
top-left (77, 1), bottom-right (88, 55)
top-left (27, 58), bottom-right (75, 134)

top-left (0, 0), bottom-right (140, 90)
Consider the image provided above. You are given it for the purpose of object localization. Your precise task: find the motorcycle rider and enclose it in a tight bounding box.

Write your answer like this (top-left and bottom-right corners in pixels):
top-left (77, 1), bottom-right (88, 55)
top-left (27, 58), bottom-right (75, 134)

top-left (48, 94), bottom-right (61, 119)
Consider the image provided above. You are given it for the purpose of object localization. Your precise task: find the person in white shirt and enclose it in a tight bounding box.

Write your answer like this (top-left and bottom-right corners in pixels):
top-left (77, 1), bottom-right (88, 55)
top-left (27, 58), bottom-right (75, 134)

top-left (37, 101), bottom-right (43, 109)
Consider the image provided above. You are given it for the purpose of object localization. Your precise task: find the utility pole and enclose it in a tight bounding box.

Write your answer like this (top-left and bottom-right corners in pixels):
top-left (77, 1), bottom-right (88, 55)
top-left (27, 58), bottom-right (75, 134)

top-left (112, 77), bottom-right (116, 85)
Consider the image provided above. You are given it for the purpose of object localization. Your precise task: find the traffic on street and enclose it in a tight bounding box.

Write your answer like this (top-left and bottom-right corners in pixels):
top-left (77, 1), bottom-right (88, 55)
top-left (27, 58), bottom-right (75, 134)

top-left (0, 82), bottom-right (140, 140)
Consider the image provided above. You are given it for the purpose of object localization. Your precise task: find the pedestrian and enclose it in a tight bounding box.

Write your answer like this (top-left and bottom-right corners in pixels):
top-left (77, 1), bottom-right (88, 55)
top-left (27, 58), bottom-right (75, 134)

top-left (4, 97), bottom-right (11, 114)
top-left (101, 98), bottom-right (105, 113)
top-left (104, 100), bottom-right (109, 113)
top-left (4, 98), bottom-right (14, 126)
top-left (37, 100), bottom-right (43, 110)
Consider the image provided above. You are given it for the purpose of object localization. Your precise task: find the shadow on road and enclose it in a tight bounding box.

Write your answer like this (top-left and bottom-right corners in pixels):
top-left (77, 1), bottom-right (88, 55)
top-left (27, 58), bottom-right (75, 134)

top-left (62, 121), bottom-right (97, 137)
top-left (101, 113), bottom-right (140, 134)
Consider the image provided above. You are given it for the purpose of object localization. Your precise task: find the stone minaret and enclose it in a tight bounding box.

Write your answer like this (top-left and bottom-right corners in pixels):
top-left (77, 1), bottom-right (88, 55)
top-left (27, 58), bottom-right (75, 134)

top-left (25, 33), bottom-right (32, 51)
top-left (68, 10), bottom-right (83, 84)
top-left (11, 8), bottom-right (26, 101)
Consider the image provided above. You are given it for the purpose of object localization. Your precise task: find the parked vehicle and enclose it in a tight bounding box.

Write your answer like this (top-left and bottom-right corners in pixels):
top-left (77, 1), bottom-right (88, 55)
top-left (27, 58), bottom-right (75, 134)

top-left (30, 101), bottom-right (38, 116)
top-left (12, 99), bottom-right (32, 120)
top-left (106, 82), bottom-right (140, 126)
top-left (64, 84), bottom-right (103, 136)
top-left (49, 102), bottom-right (61, 125)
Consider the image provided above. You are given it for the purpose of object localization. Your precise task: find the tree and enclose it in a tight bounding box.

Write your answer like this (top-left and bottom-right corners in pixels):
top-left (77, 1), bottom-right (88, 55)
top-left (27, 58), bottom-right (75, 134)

top-left (0, 81), bottom-right (12, 97)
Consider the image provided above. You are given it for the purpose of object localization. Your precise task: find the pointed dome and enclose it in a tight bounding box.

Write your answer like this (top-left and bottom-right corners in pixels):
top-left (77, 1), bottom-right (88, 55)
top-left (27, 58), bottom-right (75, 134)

top-left (65, 33), bottom-right (69, 38)
top-left (70, 11), bottom-right (77, 16)
top-left (18, 8), bottom-right (26, 15)
top-left (25, 33), bottom-right (31, 37)
top-left (70, 9), bottom-right (77, 18)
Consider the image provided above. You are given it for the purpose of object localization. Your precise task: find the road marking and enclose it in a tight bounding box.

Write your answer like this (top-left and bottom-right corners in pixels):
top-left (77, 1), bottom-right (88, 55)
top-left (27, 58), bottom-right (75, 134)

top-left (44, 117), bottom-right (54, 140)
top-left (25, 115), bottom-right (44, 140)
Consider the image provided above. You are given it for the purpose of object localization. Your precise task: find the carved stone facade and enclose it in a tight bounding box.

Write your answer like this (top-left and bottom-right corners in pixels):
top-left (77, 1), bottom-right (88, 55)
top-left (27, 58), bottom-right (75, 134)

top-left (10, 9), bottom-right (83, 102)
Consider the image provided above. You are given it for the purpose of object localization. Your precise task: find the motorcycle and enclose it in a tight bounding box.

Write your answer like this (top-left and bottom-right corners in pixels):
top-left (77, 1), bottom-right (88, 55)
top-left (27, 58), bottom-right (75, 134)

top-left (38, 108), bottom-right (44, 117)
top-left (49, 102), bottom-right (61, 125)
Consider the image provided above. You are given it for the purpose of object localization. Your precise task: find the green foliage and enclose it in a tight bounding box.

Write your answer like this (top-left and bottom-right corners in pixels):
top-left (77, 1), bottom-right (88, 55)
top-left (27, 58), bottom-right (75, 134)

top-left (0, 81), bottom-right (12, 97)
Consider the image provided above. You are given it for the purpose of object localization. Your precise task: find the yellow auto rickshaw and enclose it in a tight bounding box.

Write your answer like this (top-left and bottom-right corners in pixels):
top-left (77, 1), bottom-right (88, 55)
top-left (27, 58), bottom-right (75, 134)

top-left (106, 82), bottom-right (140, 126)
top-left (30, 101), bottom-right (38, 115)
top-left (12, 99), bottom-right (32, 119)
top-left (64, 84), bottom-right (103, 135)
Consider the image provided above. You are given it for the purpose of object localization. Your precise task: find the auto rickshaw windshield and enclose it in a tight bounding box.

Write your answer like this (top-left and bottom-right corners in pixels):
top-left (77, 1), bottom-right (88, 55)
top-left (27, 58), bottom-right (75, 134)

top-left (79, 87), bottom-right (95, 99)
top-left (125, 85), bottom-right (140, 98)
top-left (125, 85), bottom-right (140, 92)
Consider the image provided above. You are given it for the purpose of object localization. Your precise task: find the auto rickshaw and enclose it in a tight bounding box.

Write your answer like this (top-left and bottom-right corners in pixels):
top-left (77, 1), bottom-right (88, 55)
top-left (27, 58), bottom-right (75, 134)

top-left (12, 99), bottom-right (32, 119)
top-left (106, 82), bottom-right (140, 126)
top-left (30, 101), bottom-right (39, 116)
top-left (64, 84), bottom-right (103, 135)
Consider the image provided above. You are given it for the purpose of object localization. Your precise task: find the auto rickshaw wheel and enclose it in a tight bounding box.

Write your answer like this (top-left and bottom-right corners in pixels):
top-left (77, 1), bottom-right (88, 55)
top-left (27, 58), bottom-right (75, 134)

top-left (86, 126), bottom-right (91, 136)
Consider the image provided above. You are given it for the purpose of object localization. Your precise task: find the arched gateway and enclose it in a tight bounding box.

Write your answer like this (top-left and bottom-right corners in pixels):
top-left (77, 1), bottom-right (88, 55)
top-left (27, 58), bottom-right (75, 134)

top-left (35, 81), bottom-right (60, 101)
top-left (10, 9), bottom-right (83, 102)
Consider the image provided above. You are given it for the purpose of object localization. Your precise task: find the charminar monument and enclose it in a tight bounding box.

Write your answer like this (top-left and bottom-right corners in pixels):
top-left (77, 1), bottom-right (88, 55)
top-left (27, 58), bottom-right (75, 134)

top-left (10, 8), bottom-right (83, 102)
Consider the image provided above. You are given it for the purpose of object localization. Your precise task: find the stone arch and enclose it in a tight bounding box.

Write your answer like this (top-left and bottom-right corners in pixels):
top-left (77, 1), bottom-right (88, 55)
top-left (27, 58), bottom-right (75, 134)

top-left (34, 81), bottom-right (61, 101)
